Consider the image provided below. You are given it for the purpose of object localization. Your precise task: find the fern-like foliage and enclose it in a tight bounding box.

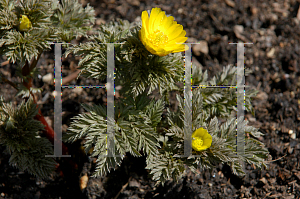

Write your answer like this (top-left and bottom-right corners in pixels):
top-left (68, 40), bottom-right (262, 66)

top-left (65, 20), bottom-right (184, 98)
top-left (0, 0), bottom-right (54, 64)
top-left (192, 64), bottom-right (258, 117)
top-left (0, 0), bottom-right (95, 65)
top-left (152, 88), bottom-right (269, 184)
top-left (0, 96), bottom-right (56, 178)
top-left (65, 91), bottom-right (164, 177)
top-left (50, 0), bottom-right (95, 42)
top-left (64, 19), bottom-right (269, 185)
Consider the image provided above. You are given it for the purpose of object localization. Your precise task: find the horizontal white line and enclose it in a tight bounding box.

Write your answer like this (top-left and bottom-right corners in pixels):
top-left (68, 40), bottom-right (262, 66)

top-left (192, 85), bottom-right (250, 88)
top-left (62, 85), bottom-right (106, 88)
top-left (47, 42), bottom-right (125, 45)
top-left (229, 43), bottom-right (253, 44)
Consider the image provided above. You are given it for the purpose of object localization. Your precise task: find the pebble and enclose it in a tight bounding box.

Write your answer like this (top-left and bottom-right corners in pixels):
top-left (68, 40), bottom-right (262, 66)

top-left (129, 178), bottom-right (140, 188)
top-left (192, 40), bottom-right (209, 56)
top-left (73, 87), bottom-right (83, 95)
top-left (233, 25), bottom-right (244, 34)
top-left (95, 18), bottom-right (105, 25)
top-left (260, 177), bottom-right (268, 185)
top-left (42, 73), bottom-right (54, 85)
top-left (126, 0), bottom-right (140, 6)
top-left (224, 0), bottom-right (235, 8)
top-left (267, 48), bottom-right (275, 58)
top-left (290, 132), bottom-right (296, 139)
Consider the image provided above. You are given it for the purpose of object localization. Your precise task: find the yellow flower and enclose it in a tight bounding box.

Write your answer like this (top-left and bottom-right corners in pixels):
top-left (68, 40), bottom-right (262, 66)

top-left (139, 7), bottom-right (188, 56)
top-left (191, 127), bottom-right (212, 151)
top-left (19, 15), bottom-right (32, 31)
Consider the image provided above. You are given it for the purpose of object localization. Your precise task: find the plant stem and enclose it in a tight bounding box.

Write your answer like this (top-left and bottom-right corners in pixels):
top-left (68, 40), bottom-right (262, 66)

top-left (19, 56), bottom-right (78, 175)
top-left (29, 53), bottom-right (42, 72)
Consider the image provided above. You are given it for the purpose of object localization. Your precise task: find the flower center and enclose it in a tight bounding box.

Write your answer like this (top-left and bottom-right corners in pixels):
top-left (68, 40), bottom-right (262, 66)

top-left (194, 138), bottom-right (203, 148)
top-left (149, 30), bottom-right (168, 47)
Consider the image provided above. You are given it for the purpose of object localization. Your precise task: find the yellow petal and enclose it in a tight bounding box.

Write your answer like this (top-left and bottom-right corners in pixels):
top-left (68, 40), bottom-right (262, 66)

top-left (192, 128), bottom-right (206, 138)
top-left (164, 24), bottom-right (179, 36)
top-left (19, 15), bottom-right (32, 31)
top-left (170, 45), bottom-right (186, 53)
top-left (170, 36), bottom-right (188, 45)
top-left (161, 15), bottom-right (175, 31)
top-left (154, 11), bottom-right (166, 29)
top-left (149, 7), bottom-right (161, 33)
top-left (168, 25), bottom-right (185, 40)
top-left (139, 27), bottom-right (147, 45)
top-left (141, 11), bottom-right (150, 35)
top-left (165, 24), bottom-right (181, 36)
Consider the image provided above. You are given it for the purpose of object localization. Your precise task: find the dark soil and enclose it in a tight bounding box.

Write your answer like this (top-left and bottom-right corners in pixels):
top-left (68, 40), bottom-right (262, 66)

top-left (1, 0), bottom-right (300, 198)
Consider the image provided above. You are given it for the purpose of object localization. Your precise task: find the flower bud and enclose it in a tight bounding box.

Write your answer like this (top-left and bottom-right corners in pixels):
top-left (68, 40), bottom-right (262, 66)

top-left (19, 15), bottom-right (32, 31)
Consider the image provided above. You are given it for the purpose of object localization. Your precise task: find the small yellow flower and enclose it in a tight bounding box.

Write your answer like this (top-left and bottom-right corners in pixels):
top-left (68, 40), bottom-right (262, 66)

top-left (139, 7), bottom-right (188, 56)
top-left (191, 127), bottom-right (212, 151)
top-left (19, 15), bottom-right (32, 31)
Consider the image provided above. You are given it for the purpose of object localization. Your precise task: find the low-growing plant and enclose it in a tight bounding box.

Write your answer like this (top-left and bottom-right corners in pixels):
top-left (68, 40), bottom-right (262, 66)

top-left (0, 1), bottom-right (268, 185)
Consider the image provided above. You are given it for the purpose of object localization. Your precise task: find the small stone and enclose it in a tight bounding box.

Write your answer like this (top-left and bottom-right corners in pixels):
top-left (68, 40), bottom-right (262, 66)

top-left (116, 4), bottom-right (128, 17)
top-left (251, 7), bottom-right (258, 15)
top-left (297, 5), bottom-right (300, 20)
top-left (42, 73), bottom-right (54, 85)
top-left (260, 177), bottom-right (268, 185)
top-left (248, 117), bottom-right (256, 122)
top-left (115, 85), bottom-right (122, 90)
top-left (129, 178), bottom-right (140, 188)
top-left (95, 18), bottom-right (105, 26)
top-left (234, 25), bottom-right (244, 34)
top-left (270, 13), bottom-right (278, 22)
top-left (294, 172), bottom-right (300, 180)
top-left (267, 48), bottom-right (275, 58)
top-left (233, 25), bottom-right (246, 41)
top-left (224, 0), bottom-right (235, 7)
top-left (79, 174), bottom-right (89, 191)
top-left (73, 87), bottom-right (83, 95)
top-left (126, 0), bottom-right (140, 6)
top-left (288, 146), bottom-right (293, 154)
top-left (134, 16), bottom-right (141, 22)
top-left (192, 40), bottom-right (209, 56)
top-left (268, 178), bottom-right (276, 184)
top-left (255, 91), bottom-right (268, 101)
top-left (290, 133), bottom-right (296, 139)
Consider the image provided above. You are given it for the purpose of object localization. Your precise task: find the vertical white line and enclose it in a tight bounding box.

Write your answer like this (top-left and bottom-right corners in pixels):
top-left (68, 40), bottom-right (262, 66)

top-left (107, 43), bottom-right (115, 158)
top-left (47, 43), bottom-right (70, 157)
top-left (237, 43), bottom-right (245, 156)
top-left (184, 44), bottom-right (192, 157)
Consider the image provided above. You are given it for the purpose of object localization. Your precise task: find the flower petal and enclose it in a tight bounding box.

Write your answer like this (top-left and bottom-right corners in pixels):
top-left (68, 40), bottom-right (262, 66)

top-left (169, 36), bottom-right (188, 45)
top-left (149, 7), bottom-right (161, 33)
top-left (192, 128), bottom-right (206, 138)
top-left (154, 11), bottom-right (166, 29)
top-left (161, 15), bottom-right (175, 31)
top-left (166, 24), bottom-right (183, 39)
top-left (141, 11), bottom-right (150, 35)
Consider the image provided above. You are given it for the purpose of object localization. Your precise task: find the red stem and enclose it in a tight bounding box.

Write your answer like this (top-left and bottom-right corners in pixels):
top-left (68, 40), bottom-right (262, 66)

top-left (21, 59), bottom-right (78, 176)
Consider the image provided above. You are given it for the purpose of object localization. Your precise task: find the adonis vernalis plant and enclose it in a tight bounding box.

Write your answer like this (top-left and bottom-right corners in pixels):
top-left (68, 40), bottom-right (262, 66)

top-left (0, 0), bottom-right (269, 186)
